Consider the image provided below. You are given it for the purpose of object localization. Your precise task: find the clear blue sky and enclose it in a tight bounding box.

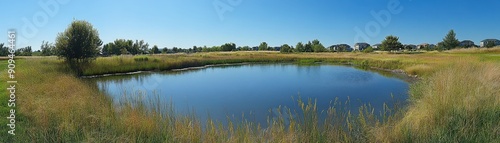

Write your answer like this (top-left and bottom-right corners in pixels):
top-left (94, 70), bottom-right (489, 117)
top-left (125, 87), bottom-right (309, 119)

top-left (2, 0), bottom-right (500, 50)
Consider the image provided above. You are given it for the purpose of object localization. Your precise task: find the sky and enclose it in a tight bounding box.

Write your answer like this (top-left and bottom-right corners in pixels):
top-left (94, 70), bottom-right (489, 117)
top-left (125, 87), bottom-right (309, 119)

top-left (2, 0), bottom-right (500, 50)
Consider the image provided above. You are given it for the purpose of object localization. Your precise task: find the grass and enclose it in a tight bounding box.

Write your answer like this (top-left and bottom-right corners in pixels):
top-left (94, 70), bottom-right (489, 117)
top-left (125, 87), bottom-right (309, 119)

top-left (377, 60), bottom-right (500, 142)
top-left (1, 48), bottom-right (499, 142)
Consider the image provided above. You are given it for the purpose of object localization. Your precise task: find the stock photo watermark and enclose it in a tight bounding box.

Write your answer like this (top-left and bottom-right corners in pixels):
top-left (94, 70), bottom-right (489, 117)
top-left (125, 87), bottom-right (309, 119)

top-left (213, 0), bottom-right (243, 21)
top-left (19, 0), bottom-right (70, 47)
top-left (354, 0), bottom-right (404, 43)
top-left (6, 30), bottom-right (17, 136)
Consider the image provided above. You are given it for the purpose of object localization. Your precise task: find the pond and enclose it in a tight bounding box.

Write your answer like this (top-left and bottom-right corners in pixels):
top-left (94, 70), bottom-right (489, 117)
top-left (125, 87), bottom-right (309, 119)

top-left (90, 63), bottom-right (409, 127)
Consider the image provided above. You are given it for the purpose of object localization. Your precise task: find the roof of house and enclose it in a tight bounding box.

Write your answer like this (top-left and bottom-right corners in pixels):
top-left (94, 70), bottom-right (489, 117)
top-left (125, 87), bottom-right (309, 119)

top-left (355, 42), bottom-right (370, 46)
top-left (481, 39), bottom-right (500, 42)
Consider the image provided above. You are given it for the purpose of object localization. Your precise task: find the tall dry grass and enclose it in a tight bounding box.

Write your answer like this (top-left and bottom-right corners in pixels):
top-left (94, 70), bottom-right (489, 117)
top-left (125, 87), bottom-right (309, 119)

top-left (376, 59), bottom-right (500, 142)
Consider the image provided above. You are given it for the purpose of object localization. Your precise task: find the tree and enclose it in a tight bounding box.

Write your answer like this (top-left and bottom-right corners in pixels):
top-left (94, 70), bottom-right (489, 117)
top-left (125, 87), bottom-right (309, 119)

top-left (41, 41), bottom-right (55, 56)
top-left (296, 42), bottom-right (305, 52)
top-left (311, 39), bottom-right (326, 52)
top-left (221, 43), bottom-right (236, 51)
top-left (133, 40), bottom-right (149, 54)
top-left (0, 43), bottom-right (9, 56)
top-left (162, 47), bottom-right (169, 53)
top-left (362, 46), bottom-right (374, 53)
top-left (55, 20), bottom-right (102, 75)
top-left (15, 46), bottom-right (32, 56)
top-left (304, 41), bottom-right (313, 52)
top-left (151, 45), bottom-right (161, 54)
top-left (441, 30), bottom-right (460, 50)
top-left (380, 35), bottom-right (403, 51)
top-left (280, 44), bottom-right (293, 53)
top-left (258, 42), bottom-right (268, 51)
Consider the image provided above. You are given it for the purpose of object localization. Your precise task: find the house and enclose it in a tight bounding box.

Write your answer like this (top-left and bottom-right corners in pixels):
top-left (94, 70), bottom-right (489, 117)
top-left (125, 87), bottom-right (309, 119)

top-left (404, 44), bottom-right (417, 50)
top-left (329, 44), bottom-right (352, 52)
top-left (372, 44), bottom-right (381, 49)
top-left (417, 43), bottom-right (436, 50)
top-left (480, 39), bottom-right (500, 47)
top-left (354, 43), bottom-right (370, 51)
top-left (459, 40), bottom-right (475, 48)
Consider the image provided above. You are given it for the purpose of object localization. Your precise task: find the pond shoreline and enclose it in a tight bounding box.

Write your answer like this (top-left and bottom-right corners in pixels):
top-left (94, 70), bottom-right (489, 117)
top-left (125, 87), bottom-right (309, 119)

top-left (81, 61), bottom-right (419, 81)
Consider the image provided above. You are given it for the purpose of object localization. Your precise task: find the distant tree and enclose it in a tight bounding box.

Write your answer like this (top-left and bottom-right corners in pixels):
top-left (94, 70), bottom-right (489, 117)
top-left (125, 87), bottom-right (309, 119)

top-left (151, 45), bottom-right (160, 54)
top-left (311, 39), bottom-right (326, 52)
top-left (485, 41), bottom-right (496, 48)
top-left (134, 40), bottom-right (149, 54)
top-left (0, 43), bottom-right (9, 56)
top-left (172, 47), bottom-right (179, 53)
top-left (193, 46), bottom-right (198, 53)
top-left (258, 42), bottom-right (268, 51)
top-left (280, 44), bottom-right (293, 53)
top-left (102, 42), bottom-right (121, 55)
top-left (221, 43), bottom-right (236, 51)
top-left (240, 46), bottom-right (251, 51)
top-left (41, 41), bottom-right (55, 56)
top-left (15, 46), bottom-right (32, 56)
top-left (162, 47), bottom-right (169, 53)
top-left (362, 46), bottom-right (374, 53)
top-left (380, 35), bottom-right (403, 51)
top-left (304, 41), bottom-right (313, 52)
top-left (296, 42), bottom-right (305, 52)
top-left (436, 42), bottom-right (446, 52)
top-left (441, 30), bottom-right (460, 50)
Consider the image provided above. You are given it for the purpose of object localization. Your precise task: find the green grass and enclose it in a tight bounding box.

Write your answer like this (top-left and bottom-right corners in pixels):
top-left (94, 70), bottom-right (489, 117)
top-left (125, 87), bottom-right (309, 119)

top-left (3, 48), bottom-right (500, 142)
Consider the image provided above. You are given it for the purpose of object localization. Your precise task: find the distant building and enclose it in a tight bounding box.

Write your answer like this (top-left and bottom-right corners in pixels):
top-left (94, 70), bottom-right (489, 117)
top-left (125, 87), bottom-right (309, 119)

top-left (404, 44), bottom-right (417, 50)
top-left (330, 44), bottom-right (352, 52)
top-left (372, 44), bottom-right (381, 49)
top-left (252, 46), bottom-right (259, 51)
top-left (459, 40), bottom-right (475, 48)
top-left (417, 43), bottom-right (435, 50)
top-left (354, 43), bottom-right (370, 51)
top-left (480, 39), bottom-right (500, 47)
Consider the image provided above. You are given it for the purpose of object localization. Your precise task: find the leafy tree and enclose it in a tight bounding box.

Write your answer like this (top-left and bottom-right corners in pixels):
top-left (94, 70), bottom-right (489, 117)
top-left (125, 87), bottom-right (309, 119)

top-left (436, 42), bottom-right (446, 52)
top-left (41, 41), bottom-right (55, 56)
top-left (162, 47), bottom-right (169, 53)
top-left (304, 41), bottom-right (313, 52)
top-left (102, 42), bottom-right (120, 55)
top-left (151, 45), bottom-right (161, 54)
top-left (296, 42), bottom-right (305, 52)
top-left (311, 39), bottom-right (326, 52)
top-left (240, 46), bottom-right (251, 51)
top-left (280, 44), bottom-right (293, 53)
top-left (193, 46), bottom-right (198, 52)
top-left (258, 42), bottom-right (268, 51)
top-left (221, 43), bottom-right (236, 51)
top-left (380, 35), bottom-right (403, 51)
top-left (172, 47), bottom-right (179, 53)
top-left (55, 20), bottom-right (102, 75)
top-left (15, 46), bottom-right (32, 56)
top-left (441, 30), bottom-right (460, 50)
top-left (133, 40), bottom-right (149, 54)
top-left (0, 43), bottom-right (9, 56)
top-left (362, 46), bottom-right (374, 53)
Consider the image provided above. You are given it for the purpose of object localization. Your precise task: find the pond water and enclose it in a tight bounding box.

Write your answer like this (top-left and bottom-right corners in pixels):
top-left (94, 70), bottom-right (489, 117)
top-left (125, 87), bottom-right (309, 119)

top-left (91, 64), bottom-right (409, 126)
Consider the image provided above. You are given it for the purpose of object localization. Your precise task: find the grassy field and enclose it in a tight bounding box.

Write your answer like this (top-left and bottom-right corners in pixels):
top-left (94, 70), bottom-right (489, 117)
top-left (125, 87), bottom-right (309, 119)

top-left (1, 48), bottom-right (499, 142)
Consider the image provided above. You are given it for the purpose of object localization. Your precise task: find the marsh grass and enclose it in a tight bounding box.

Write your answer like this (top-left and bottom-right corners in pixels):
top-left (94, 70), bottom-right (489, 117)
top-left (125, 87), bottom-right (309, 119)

top-left (377, 60), bottom-right (500, 142)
